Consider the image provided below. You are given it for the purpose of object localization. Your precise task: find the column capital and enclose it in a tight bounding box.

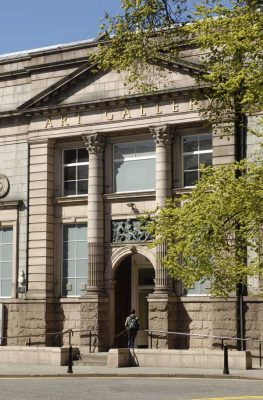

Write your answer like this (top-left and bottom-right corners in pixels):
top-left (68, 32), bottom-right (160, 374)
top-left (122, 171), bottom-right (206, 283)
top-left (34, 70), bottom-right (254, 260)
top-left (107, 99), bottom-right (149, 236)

top-left (149, 125), bottom-right (173, 146)
top-left (83, 133), bottom-right (106, 154)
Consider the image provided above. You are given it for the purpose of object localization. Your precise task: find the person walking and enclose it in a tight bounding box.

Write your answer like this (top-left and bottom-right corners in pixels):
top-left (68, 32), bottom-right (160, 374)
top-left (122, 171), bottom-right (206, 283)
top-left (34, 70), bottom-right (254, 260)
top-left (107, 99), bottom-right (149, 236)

top-left (125, 309), bottom-right (140, 349)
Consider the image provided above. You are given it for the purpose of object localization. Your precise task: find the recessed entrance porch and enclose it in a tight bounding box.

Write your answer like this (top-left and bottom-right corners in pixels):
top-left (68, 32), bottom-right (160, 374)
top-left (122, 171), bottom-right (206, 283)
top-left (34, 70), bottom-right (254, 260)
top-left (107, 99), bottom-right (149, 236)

top-left (114, 253), bottom-right (155, 348)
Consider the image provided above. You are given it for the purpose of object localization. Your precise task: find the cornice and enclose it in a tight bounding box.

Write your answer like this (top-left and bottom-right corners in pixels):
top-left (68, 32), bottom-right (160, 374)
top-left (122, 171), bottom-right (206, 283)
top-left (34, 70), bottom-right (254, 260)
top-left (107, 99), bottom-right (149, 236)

top-left (18, 84), bottom-right (208, 118)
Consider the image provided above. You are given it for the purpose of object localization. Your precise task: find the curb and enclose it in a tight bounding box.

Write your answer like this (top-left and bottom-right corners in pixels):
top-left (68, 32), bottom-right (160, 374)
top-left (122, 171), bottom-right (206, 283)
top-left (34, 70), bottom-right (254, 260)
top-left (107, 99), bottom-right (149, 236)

top-left (0, 373), bottom-right (262, 380)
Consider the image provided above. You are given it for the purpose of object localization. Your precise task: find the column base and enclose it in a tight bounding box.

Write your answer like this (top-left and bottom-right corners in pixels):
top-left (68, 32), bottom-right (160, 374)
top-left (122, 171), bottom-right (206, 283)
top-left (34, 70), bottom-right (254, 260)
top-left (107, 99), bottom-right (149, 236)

top-left (154, 286), bottom-right (173, 295)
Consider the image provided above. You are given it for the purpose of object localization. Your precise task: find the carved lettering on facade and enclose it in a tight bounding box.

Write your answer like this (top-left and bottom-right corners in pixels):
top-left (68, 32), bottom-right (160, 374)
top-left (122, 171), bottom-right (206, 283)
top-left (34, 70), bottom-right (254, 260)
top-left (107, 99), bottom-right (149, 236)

top-left (45, 118), bottom-right (53, 128)
top-left (172, 101), bottom-right (179, 112)
top-left (189, 99), bottom-right (200, 111)
top-left (105, 111), bottom-right (113, 120)
top-left (61, 115), bottom-right (69, 127)
top-left (76, 113), bottom-right (82, 124)
top-left (156, 103), bottom-right (163, 115)
top-left (140, 104), bottom-right (146, 116)
top-left (43, 99), bottom-right (203, 128)
top-left (122, 108), bottom-right (132, 119)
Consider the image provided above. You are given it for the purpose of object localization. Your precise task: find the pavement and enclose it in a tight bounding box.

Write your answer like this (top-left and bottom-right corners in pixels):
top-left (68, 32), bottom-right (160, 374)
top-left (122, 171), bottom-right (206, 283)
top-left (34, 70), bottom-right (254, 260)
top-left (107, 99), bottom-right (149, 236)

top-left (0, 363), bottom-right (262, 379)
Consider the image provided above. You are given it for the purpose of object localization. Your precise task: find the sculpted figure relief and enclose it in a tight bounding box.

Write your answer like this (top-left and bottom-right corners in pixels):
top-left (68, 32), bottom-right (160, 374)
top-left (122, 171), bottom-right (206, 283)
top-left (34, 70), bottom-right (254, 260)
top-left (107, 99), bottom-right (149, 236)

top-left (112, 219), bottom-right (152, 243)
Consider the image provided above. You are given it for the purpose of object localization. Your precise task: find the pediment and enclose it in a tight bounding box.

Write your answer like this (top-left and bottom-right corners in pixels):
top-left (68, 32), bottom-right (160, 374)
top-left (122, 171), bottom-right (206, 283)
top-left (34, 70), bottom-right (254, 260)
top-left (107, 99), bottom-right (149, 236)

top-left (18, 58), bottom-right (203, 112)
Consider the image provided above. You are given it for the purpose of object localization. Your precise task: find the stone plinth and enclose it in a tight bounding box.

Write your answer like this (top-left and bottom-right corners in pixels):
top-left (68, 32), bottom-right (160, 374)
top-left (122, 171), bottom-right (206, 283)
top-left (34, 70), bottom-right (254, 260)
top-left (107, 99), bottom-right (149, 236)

top-left (0, 346), bottom-right (79, 366)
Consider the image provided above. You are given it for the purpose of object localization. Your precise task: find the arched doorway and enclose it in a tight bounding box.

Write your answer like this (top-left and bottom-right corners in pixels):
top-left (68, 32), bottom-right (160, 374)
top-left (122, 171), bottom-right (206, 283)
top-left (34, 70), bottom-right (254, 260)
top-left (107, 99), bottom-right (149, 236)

top-left (115, 253), bottom-right (155, 348)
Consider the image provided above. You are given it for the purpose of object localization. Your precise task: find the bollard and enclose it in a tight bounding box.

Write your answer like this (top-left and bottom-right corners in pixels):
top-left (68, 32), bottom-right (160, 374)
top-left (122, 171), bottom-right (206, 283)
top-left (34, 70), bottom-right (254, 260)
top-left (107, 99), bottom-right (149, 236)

top-left (89, 331), bottom-right (92, 353)
top-left (67, 330), bottom-right (73, 374)
top-left (223, 344), bottom-right (229, 375)
top-left (150, 332), bottom-right (153, 349)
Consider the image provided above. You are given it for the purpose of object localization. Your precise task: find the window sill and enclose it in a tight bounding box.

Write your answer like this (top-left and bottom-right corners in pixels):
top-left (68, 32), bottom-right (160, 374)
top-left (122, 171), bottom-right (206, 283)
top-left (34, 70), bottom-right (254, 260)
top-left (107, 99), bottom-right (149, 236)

top-left (172, 188), bottom-right (193, 195)
top-left (54, 196), bottom-right (88, 205)
top-left (104, 191), bottom-right (156, 201)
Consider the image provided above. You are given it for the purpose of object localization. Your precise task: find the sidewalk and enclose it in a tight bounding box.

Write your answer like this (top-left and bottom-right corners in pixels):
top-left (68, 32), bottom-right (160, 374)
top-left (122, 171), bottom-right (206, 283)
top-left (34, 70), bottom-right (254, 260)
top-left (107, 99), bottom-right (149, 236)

top-left (0, 363), bottom-right (262, 379)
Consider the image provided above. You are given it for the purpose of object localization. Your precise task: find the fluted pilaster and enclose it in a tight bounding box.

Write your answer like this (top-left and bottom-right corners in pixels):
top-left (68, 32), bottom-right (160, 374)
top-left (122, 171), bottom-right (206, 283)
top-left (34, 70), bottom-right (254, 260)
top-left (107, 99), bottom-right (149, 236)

top-left (83, 133), bottom-right (105, 292)
top-left (150, 125), bottom-right (173, 292)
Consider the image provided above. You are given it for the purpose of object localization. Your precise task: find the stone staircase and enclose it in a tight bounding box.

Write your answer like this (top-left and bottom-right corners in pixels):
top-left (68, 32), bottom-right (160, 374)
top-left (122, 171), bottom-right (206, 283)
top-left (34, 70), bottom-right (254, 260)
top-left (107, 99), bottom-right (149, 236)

top-left (74, 349), bottom-right (108, 366)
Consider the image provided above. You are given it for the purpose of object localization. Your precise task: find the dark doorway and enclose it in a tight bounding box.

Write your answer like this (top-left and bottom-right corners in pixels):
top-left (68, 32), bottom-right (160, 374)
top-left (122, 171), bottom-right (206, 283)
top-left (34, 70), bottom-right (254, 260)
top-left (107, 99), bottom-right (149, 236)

top-left (115, 255), bottom-right (131, 347)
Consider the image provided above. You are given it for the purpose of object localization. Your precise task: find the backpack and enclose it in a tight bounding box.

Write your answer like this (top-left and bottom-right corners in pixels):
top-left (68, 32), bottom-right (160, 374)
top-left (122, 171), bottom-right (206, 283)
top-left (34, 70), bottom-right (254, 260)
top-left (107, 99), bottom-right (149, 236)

top-left (127, 316), bottom-right (139, 331)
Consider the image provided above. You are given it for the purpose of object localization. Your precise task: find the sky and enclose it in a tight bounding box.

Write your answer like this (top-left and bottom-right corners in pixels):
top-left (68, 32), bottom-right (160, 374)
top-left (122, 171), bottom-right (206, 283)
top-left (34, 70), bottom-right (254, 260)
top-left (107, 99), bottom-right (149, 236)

top-left (0, 0), bottom-right (231, 56)
top-left (0, 0), bottom-right (121, 55)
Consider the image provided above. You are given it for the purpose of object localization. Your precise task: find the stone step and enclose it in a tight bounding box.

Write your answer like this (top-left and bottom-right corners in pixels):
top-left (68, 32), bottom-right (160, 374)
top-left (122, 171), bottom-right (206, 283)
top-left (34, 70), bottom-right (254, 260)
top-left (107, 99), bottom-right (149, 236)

top-left (74, 352), bottom-right (108, 366)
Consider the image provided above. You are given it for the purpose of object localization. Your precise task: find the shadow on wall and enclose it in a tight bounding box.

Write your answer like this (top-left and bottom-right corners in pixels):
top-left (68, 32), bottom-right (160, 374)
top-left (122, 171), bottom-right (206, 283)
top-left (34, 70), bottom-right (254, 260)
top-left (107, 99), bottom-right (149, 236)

top-left (54, 304), bottom-right (66, 347)
top-left (174, 301), bottom-right (192, 349)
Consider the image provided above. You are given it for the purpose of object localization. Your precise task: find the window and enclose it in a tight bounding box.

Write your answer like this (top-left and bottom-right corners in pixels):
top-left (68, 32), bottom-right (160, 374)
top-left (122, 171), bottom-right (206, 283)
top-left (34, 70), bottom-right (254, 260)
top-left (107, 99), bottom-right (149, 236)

top-left (183, 134), bottom-right (212, 187)
top-left (113, 140), bottom-right (156, 192)
top-left (183, 280), bottom-right (210, 296)
top-left (0, 227), bottom-right (13, 297)
top-left (62, 224), bottom-right (88, 296)
top-left (63, 148), bottom-right (89, 196)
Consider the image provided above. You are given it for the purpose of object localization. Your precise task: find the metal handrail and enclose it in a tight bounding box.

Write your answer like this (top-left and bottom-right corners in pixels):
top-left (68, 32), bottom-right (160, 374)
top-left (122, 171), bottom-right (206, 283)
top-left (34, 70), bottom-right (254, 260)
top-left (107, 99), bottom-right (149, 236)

top-left (146, 329), bottom-right (263, 343)
top-left (146, 329), bottom-right (263, 367)
top-left (0, 328), bottom-right (98, 350)
top-left (0, 328), bottom-right (99, 374)
top-left (110, 329), bottom-right (127, 349)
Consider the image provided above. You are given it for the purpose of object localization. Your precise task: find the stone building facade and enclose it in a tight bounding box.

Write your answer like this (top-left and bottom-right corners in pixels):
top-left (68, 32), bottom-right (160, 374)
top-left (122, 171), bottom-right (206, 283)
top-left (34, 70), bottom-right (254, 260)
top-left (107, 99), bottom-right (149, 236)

top-left (0, 39), bottom-right (262, 354)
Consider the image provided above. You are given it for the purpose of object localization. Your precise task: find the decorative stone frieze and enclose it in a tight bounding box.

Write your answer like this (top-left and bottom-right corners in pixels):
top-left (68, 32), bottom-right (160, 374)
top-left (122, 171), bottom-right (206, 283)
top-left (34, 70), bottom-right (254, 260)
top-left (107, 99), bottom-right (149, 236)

top-left (112, 219), bottom-right (152, 243)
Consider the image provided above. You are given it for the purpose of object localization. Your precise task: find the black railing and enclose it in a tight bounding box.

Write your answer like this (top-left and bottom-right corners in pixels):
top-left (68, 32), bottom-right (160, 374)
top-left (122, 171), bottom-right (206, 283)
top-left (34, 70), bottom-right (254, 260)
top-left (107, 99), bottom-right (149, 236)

top-left (146, 329), bottom-right (263, 373)
top-left (0, 328), bottom-right (98, 374)
top-left (110, 329), bottom-right (127, 349)
top-left (0, 329), bottom-right (97, 351)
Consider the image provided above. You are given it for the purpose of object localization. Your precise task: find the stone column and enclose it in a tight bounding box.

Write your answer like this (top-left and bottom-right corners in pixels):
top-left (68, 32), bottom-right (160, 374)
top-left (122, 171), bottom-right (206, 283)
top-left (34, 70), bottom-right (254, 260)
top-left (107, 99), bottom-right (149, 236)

top-left (150, 125), bottom-right (173, 293)
top-left (83, 133), bottom-right (105, 292)
top-left (82, 133), bottom-right (109, 351)
top-left (150, 125), bottom-right (173, 208)
top-left (148, 126), bottom-right (177, 349)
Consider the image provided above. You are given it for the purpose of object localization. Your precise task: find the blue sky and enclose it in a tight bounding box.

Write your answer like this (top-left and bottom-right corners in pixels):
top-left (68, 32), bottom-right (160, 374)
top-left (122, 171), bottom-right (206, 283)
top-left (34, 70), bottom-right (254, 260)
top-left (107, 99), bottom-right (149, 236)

top-left (0, 0), bottom-right (231, 56)
top-left (0, 0), bottom-right (121, 55)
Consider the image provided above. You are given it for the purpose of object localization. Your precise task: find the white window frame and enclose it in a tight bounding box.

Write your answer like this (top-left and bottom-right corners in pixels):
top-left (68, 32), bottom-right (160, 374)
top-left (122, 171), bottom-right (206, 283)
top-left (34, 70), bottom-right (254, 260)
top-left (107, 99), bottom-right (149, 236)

top-left (63, 147), bottom-right (89, 197)
top-left (0, 220), bottom-right (17, 299)
top-left (183, 280), bottom-right (211, 296)
top-left (182, 134), bottom-right (213, 188)
top-left (113, 140), bottom-right (156, 193)
top-left (61, 223), bottom-right (88, 297)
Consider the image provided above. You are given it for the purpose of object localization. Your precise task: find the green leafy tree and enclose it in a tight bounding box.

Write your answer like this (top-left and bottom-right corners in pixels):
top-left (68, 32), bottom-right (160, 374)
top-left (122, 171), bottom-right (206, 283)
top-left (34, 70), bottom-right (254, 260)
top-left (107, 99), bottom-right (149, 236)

top-left (95, 1), bottom-right (263, 297)
top-left (145, 160), bottom-right (263, 297)
top-left (95, 0), bottom-right (263, 128)
top-left (186, 0), bottom-right (263, 133)
top-left (94, 0), bottom-right (188, 92)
